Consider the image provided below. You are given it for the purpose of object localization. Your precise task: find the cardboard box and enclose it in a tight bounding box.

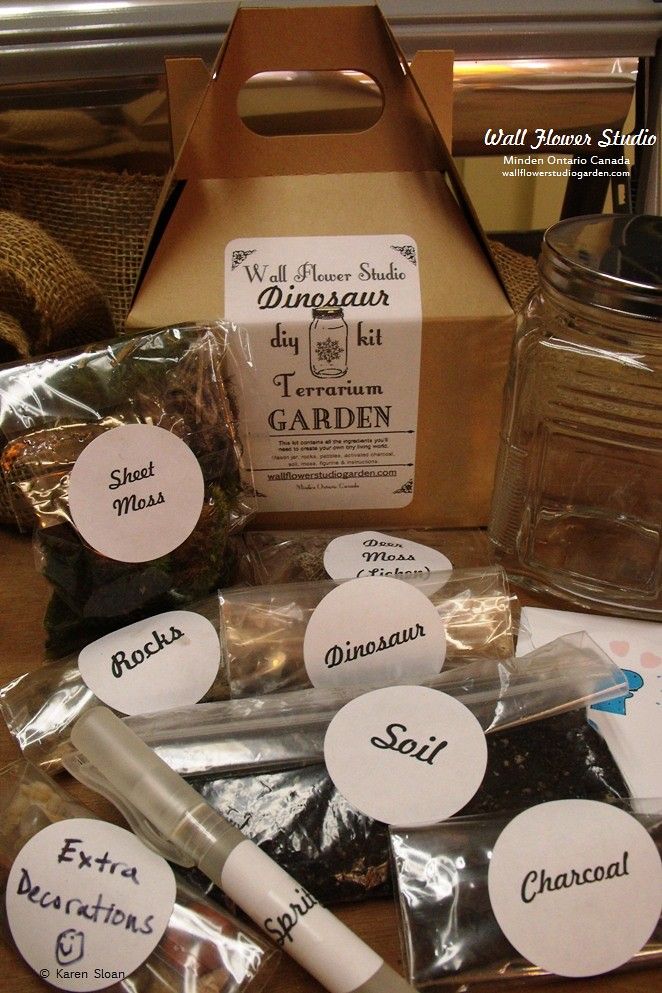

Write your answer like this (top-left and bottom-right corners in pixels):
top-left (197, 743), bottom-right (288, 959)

top-left (128, 5), bottom-right (515, 528)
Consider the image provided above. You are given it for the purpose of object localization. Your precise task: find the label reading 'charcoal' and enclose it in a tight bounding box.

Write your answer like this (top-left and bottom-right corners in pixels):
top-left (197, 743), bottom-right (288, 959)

top-left (487, 799), bottom-right (662, 977)
top-left (225, 235), bottom-right (422, 512)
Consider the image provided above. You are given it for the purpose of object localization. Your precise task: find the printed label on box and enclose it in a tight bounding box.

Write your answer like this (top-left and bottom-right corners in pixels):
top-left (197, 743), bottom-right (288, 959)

top-left (324, 685), bottom-right (487, 825)
top-left (78, 610), bottom-right (220, 716)
top-left (487, 799), bottom-right (662, 977)
top-left (225, 235), bottom-right (422, 512)
top-left (6, 819), bottom-right (176, 991)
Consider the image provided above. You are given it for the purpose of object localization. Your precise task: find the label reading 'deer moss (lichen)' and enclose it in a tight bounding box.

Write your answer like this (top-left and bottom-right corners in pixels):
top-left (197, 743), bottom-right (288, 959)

top-left (225, 235), bottom-right (422, 512)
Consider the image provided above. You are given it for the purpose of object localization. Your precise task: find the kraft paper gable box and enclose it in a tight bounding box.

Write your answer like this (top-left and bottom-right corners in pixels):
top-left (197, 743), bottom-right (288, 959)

top-left (127, 5), bottom-right (515, 528)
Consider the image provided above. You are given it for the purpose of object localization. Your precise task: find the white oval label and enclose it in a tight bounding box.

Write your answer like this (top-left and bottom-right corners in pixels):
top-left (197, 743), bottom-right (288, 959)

top-left (6, 818), bottom-right (176, 991)
top-left (488, 800), bottom-right (662, 977)
top-left (323, 685), bottom-right (487, 825)
top-left (68, 424), bottom-right (205, 563)
top-left (78, 610), bottom-right (220, 716)
top-left (303, 576), bottom-right (446, 690)
top-left (323, 530), bottom-right (452, 581)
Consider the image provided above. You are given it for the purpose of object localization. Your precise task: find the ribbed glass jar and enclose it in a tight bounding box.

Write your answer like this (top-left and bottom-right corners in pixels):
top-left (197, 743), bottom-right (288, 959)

top-left (489, 214), bottom-right (661, 619)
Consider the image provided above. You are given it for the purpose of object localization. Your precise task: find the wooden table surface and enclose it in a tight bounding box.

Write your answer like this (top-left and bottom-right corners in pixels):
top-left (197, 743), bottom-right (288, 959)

top-left (1, 524), bottom-right (660, 993)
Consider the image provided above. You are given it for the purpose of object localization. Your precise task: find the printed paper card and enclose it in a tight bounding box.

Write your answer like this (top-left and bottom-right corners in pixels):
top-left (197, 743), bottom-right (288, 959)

top-left (6, 819), bottom-right (176, 991)
top-left (517, 606), bottom-right (662, 801)
top-left (488, 799), bottom-right (662, 977)
top-left (225, 235), bottom-right (422, 512)
top-left (78, 610), bottom-right (221, 715)
top-left (324, 685), bottom-right (487, 825)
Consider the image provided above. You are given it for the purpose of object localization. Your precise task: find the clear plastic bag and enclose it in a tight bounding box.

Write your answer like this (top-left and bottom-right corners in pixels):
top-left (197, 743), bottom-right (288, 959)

top-left (187, 699), bottom-right (633, 908)
top-left (64, 636), bottom-right (628, 906)
top-left (0, 595), bottom-right (230, 774)
top-left (0, 759), bottom-right (280, 993)
top-left (112, 633), bottom-right (628, 778)
top-left (390, 800), bottom-right (662, 989)
top-left (0, 322), bottom-right (253, 656)
top-left (221, 566), bottom-right (515, 697)
top-left (235, 528), bottom-right (490, 585)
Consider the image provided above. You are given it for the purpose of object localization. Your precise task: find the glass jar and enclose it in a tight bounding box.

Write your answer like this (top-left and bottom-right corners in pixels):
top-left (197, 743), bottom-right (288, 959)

top-left (489, 214), bottom-right (661, 619)
top-left (309, 306), bottom-right (348, 378)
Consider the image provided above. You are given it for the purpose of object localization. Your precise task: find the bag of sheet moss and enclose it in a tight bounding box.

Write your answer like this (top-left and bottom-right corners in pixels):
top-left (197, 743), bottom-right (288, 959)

top-left (0, 322), bottom-right (254, 655)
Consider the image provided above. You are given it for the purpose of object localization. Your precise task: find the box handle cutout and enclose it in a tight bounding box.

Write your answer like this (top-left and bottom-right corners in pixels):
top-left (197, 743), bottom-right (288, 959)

top-left (173, 6), bottom-right (442, 177)
top-left (237, 70), bottom-right (383, 137)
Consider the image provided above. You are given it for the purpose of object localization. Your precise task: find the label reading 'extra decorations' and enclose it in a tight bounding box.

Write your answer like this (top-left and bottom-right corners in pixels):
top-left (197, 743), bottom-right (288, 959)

top-left (323, 530), bottom-right (452, 580)
top-left (78, 610), bottom-right (221, 716)
top-left (6, 818), bottom-right (176, 992)
top-left (303, 576), bottom-right (446, 690)
top-left (324, 685), bottom-right (488, 825)
top-left (68, 424), bottom-right (205, 563)
top-left (488, 800), bottom-right (662, 978)
top-left (225, 235), bottom-right (422, 512)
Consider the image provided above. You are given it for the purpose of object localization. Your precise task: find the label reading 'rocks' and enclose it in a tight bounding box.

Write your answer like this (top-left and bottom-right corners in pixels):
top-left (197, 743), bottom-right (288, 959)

top-left (78, 610), bottom-right (220, 715)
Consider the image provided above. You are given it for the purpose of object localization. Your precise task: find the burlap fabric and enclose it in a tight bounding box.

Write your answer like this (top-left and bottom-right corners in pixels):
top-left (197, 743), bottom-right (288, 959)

top-left (0, 157), bottom-right (538, 528)
top-left (0, 158), bottom-right (163, 339)
top-left (0, 210), bottom-right (115, 362)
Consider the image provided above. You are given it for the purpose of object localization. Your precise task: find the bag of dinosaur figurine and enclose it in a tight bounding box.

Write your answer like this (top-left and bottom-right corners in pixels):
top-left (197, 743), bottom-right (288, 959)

top-left (0, 321), bottom-right (254, 656)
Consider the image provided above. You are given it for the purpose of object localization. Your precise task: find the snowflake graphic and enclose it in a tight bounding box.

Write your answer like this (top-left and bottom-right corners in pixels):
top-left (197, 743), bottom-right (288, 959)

top-left (231, 249), bottom-right (256, 270)
top-left (315, 337), bottom-right (344, 364)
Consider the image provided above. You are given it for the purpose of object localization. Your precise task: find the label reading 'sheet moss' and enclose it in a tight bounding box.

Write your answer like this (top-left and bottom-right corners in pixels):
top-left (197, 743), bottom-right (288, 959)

top-left (68, 424), bottom-right (204, 563)
top-left (225, 235), bottom-right (422, 512)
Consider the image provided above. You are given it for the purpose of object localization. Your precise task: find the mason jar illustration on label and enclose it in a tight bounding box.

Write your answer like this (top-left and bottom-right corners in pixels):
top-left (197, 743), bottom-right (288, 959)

top-left (309, 306), bottom-right (349, 378)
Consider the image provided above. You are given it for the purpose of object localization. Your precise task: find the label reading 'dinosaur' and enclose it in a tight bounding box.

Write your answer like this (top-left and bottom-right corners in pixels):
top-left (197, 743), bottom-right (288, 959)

top-left (78, 610), bottom-right (220, 716)
top-left (68, 424), bottom-right (204, 563)
top-left (323, 530), bottom-right (452, 580)
top-left (303, 576), bottom-right (446, 690)
top-left (6, 818), bottom-right (176, 992)
top-left (225, 235), bottom-right (422, 512)
top-left (488, 800), bottom-right (662, 978)
top-left (324, 685), bottom-right (488, 825)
